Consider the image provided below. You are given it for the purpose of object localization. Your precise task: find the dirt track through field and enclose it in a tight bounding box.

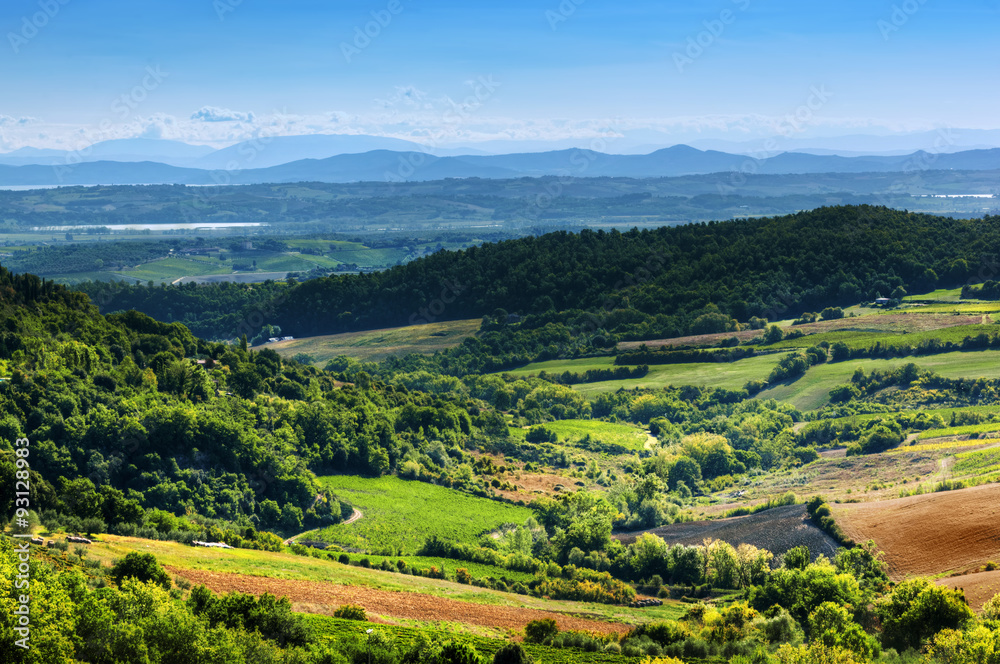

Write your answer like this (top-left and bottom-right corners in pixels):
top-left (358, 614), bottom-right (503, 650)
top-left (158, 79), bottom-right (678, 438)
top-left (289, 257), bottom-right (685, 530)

top-left (836, 483), bottom-right (1000, 578)
top-left (166, 567), bottom-right (631, 635)
top-left (937, 570), bottom-right (1000, 613)
top-left (615, 504), bottom-right (839, 559)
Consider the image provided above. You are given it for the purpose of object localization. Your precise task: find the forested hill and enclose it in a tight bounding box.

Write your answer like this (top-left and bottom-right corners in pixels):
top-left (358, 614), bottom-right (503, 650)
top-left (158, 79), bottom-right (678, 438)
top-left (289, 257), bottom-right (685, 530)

top-left (269, 206), bottom-right (999, 338)
top-left (0, 267), bottom-right (500, 543)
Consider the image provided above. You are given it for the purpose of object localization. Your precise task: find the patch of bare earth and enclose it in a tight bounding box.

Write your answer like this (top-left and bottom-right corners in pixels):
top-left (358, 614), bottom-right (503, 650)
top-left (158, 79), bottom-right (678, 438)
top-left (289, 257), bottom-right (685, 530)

top-left (835, 483), bottom-right (1000, 579)
top-left (467, 451), bottom-right (586, 501)
top-left (615, 504), bottom-right (839, 559)
top-left (937, 570), bottom-right (1000, 613)
top-left (166, 567), bottom-right (630, 635)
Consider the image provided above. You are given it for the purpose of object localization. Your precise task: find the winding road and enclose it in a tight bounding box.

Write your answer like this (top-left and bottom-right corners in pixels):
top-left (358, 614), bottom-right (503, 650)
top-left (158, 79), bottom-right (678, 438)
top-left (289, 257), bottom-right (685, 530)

top-left (283, 508), bottom-right (363, 546)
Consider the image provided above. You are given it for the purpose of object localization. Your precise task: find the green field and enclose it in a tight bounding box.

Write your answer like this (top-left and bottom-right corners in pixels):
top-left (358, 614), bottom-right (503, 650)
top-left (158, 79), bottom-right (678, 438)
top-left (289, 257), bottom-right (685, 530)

top-left (499, 343), bottom-right (1000, 411)
top-left (503, 354), bottom-right (786, 395)
top-left (332, 248), bottom-right (411, 266)
top-left (767, 324), bottom-right (999, 352)
top-left (270, 318), bottom-right (482, 365)
top-left (758, 349), bottom-right (1000, 411)
top-left (952, 446), bottom-right (1000, 477)
top-left (509, 419), bottom-right (650, 452)
top-left (337, 552), bottom-right (536, 584)
top-left (311, 476), bottom-right (534, 554)
top-left (903, 302), bottom-right (1000, 314)
top-left (903, 287), bottom-right (966, 302)
top-left (917, 421), bottom-right (1000, 440)
top-left (814, 405), bottom-right (1000, 428)
top-left (119, 256), bottom-right (228, 282)
top-left (305, 615), bottom-right (632, 663)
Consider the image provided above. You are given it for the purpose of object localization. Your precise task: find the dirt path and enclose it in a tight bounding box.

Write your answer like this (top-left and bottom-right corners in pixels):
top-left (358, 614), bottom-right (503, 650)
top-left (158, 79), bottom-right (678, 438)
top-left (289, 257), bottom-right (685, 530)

top-left (342, 508), bottom-right (363, 526)
top-left (284, 509), bottom-right (363, 546)
top-left (166, 567), bottom-right (631, 635)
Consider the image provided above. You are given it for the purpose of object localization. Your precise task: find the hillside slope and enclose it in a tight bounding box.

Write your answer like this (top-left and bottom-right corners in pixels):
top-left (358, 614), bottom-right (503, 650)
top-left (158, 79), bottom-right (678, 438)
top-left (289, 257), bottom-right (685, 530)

top-left (268, 206), bottom-right (1000, 337)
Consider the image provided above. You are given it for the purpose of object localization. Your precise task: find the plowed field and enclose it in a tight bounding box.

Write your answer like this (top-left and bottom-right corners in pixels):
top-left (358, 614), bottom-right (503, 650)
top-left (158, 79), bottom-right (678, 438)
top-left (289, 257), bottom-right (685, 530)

top-left (835, 483), bottom-right (1000, 578)
top-left (167, 567), bottom-right (631, 635)
top-left (615, 504), bottom-right (839, 559)
top-left (937, 570), bottom-right (1000, 613)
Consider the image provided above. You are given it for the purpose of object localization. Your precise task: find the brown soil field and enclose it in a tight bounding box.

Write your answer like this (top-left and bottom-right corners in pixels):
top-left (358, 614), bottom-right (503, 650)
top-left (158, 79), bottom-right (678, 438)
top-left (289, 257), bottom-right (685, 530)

top-left (617, 313), bottom-right (986, 350)
top-left (615, 504), bottom-right (839, 559)
top-left (835, 483), bottom-right (1000, 579)
top-left (167, 567), bottom-right (631, 636)
top-left (937, 569), bottom-right (1000, 613)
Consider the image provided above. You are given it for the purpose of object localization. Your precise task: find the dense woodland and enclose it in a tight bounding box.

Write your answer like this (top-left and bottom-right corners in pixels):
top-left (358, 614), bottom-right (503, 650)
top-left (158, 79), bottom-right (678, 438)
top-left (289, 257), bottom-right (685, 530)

top-left (267, 206), bottom-right (998, 338)
top-left (78, 207), bottom-right (1000, 347)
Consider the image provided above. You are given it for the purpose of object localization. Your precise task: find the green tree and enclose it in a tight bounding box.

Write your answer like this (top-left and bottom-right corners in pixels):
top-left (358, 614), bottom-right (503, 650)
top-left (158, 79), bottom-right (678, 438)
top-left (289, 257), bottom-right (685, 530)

top-left (668, 456), bottom-right (702, 491)
top-left (876, 578), bottom-right (973, 651)
top-left (493, 642), bottom-right (533, 664)
top-left (809, 602), bottom-right (880, 659)
top-left (280, 503), bottom-right (304, 531)
top-left (764, 324), bottom-right (785, 344)
top-left (783, 546), bottom-right (811, 571)
top-left (524, 619), bottom-right (558, 643)
top-left (820, 307), bottom-right (844, 320)
top-left (110, 552), bottom-right (172, 590)
top-left (834, 541), bottom-right (888, 591)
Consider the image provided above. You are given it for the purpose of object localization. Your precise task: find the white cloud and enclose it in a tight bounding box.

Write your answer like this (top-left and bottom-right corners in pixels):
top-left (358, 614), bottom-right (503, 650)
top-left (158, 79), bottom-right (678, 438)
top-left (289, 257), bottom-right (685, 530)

top-left (0, 105), bottom-right (989, 155)
top-left (190, 106), bottom-right (256, 123)
top-left (0, 115), bottom-right (37, 127)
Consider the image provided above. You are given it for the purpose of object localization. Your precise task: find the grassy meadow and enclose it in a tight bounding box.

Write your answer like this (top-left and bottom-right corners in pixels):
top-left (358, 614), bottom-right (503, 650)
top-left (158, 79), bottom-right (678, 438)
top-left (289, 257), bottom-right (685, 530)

top-left (508, 418), bottom-right (650, 452)
top-left (759, 350), bottom-right (1000, 410)
top-left (311, 476), bottom-right (534, 554)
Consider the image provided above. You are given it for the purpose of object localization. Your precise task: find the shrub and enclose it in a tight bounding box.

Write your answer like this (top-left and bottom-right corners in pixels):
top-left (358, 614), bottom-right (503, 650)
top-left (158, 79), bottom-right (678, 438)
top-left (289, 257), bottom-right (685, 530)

top-left (783, 546), bottom-right (811, 570)
top-left (333, 604), bottom-right (367, 621)
top-left (982, 592), bottom-right (1000, 621)
top-left (439, 641), bottom-right (487, 664)
top-left (493, 642), bottom-right (533, 664)
top-left (338, 553), bottom-right (351, 565)
top-left (109, 552), bottom-right (171, 589)
top-left (524, 618), bottom-right (558, 644)
top-left (456, 568), bottom-right (472, 584)
top-left (189, 587), bottom-right (310, 647)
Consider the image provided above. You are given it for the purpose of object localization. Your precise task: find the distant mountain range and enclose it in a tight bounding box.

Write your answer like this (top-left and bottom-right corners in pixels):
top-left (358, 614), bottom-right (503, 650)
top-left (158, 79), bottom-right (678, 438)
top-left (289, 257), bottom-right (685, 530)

top-left (2, 142), bottom-right (1000, 186)
top-left (0, 135), bottom-right (479, 169)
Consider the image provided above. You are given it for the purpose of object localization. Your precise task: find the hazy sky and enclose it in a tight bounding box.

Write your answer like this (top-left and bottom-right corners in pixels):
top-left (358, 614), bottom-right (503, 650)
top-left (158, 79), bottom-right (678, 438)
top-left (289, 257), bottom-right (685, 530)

top-left (1, 0), bottom-right (997, 149)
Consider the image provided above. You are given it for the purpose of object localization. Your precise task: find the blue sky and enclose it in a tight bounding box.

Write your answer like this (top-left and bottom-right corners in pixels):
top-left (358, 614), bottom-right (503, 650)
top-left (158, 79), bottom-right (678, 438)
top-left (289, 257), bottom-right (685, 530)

top-left (0, 0), bottom-right (997, 149)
